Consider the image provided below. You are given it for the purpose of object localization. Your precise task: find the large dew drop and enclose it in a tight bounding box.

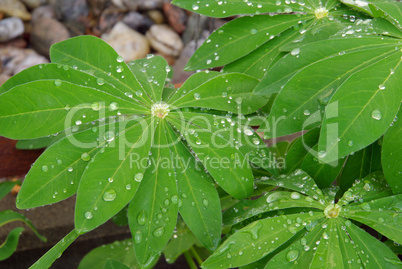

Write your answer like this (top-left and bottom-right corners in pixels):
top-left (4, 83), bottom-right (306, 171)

top-left (153, 226), bottom-right (165, 237)
top-left (81, 152), bottom-right (91, 162)
top-left (103, 189), bottom-right (117, 202)
top-left (286, 249), bottom-right (299, 262)
top-left (134, 173), bottom-right (144, 182)
top-left (134, 230), bottom-right (143, 244)
top-left (84, 211), bottom-right (93, 219)
top-left (137, 210), bottom-right (148, 225)
top-left (371, 109), bottom-right (382, 120)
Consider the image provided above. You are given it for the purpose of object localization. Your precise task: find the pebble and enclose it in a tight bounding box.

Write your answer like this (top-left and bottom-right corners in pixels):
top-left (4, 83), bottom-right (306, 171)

top-left (0, 73), bottom-right (11, 86)
top-left (21, 0), bottom-right (46, 9)
top-left (163, 3), bottom-right (187, 34)
top-left (114, 0), bottom-right (164, 11)
top-left (97, 7), bottom-right (125, 34)
top-left (0, 17), bottom-right (24, 43)
top-left (87, 0), bottom-right (108, 18)
top-left (0, 47), bottom-right (48, 76)
top-left (122, 11), bottom-right (153, 33)
top-left (101, 22), bottom-right (150, 62)
top-left (30, 18), bottom-right (70, 57)
top-left (0, 0), bottom-right (31, 20)
top-left (49, 0), bottom-right (88, 22)
top-left (31, 5), bottom-right (57, 24)
top-left (182, 13), bottom-right (211, 45)
top-left (146, 10), bottom-right (165, 24)
top-left (146, 24), bottom-right (183, 57)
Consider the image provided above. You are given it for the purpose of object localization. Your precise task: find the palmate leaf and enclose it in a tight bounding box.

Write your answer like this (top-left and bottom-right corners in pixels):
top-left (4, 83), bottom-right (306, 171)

top-left (0, 35), bottom-right (269, 268)
top-left (203, 170), bottom-right (402, 268)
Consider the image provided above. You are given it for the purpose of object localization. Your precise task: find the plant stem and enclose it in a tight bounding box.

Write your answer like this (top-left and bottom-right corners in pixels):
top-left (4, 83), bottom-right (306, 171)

top-left (190, 247), bottom-right (204, 266)
top-left (184, 251), bottom-right (198, 269)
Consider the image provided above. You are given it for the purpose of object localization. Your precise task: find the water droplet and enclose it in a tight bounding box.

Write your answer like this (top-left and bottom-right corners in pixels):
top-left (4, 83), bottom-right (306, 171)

top-left (235, 97), bottom-right (242, 104)
top-left (109, 102), bottom-right (119, 111)
top-left (194, 93), bottom-right (201, 100)
top-left (379, 84), bottom-right (385, 90)
top-left (116, 65), bottom-right (124, 73)
top-left (103, 189), bottom-right (117, 201)
top-left (104, 131), bottom-right (115, 142)
top-left (54, 79), bottom-right (62, 86)
top-left (202, 199), bottom-right (209, 207)
top-left (348, 140), bottom-right (354, 146)
top-left (57, 159), bottom-right (62, 165)
top-left (137, 210), bottom-right (148, 225)
top-left (371, 109), bottom-right (382, 120)
top-left (153, 226), bottom-right (165, 237)
top-left (192, 4), bottom-right (199, 10)
top-left (377, 217), bottom-right (384, 223)
top-left (303, 109), bottom-right (310, 116)
top-left (250, 29), bottom-right (258, 34)
top-left (84, 211), bottom-right (93, 219)
top-left (91, 102), bottom-right (101, 111)
top-left (134, 173), bottom-right (143, 182)
top-left (222, 92), bottom-right (227, 97)
top-left (290, 192), bottom-right (301, 199)
top-left (42, 165), bottom-right (49, 172)
top-left (97, 78), bottom-right (105, 85)
top-left (81, 152), bottom-right (91, 161)
top-left (171, 195), bottom-right (179, 204)
top-left (126, 184), bottom-right (131, 190)
top-left (318, 150), bottom-right (327, 158)
top-left (134, 230), bottom-right (142, 244)
top-left (68, 167), bottom-right (73, 172)
top-left (116, 55), bottom-right (124, 62)
top-left (291, 48), bottom-right (300, 56)
top-left (286, 249), bottom-right (299, 262)
top-left (135, 90), bottom-right (143, 97)
top-left (252, 137), bottom-right (260, 145)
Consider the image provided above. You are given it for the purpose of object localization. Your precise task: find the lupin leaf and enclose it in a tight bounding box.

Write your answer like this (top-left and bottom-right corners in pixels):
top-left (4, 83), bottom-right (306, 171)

top-left (0, 227), bottom-right (24, 261)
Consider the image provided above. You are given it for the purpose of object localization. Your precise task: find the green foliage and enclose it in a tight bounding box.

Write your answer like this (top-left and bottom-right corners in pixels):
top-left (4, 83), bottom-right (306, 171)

top-left (0, 0), bottom-right (401, 267)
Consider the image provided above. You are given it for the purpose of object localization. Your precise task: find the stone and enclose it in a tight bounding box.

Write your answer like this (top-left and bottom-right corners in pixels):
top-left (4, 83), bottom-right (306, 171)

top-left (87, 0), bottom-right (109, 18)
top-left (163, 3), bottom-right (187, 34)
top-left (146, 10), bottom-right (164, 24)
top-left (146, 24), bottom-right (183, 57)
top-left (0, 17), bottom-right (24, 43)
top-left (101, 22), bottom-right (150, 62)
top-left (31, 5), bottom-right (57, 24)
top-left (20, 0), bottom-right (46, 9)
top-left (0, 47), bottom-right (49, 76)
top-left (30, 18), bottom-right (70, 57)
top-left (49, 0), bottom-right (88, 22)
top-left (0, 38), bottom-right (27, 49)
top-left (135, 0), bottom-right (164, 10)
top-left (63, 20), bottom-right (86, 37)
top-left (97, 7), bottom-right (125, 34)
top-left (0, 73), bottom-right (11, 86)
top-left (0, 0), bottom-right (31, 20)
top-left (182, 13), bottom-right (211, 45)
top-left (122, 11), bottom-right (153, 34)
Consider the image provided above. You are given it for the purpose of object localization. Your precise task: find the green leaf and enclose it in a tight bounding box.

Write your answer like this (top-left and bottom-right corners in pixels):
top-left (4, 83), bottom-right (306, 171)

top-left (341, 218), bottom-right (402, 268)
top-left (0, 181), bottom-right (19, 200)
top-left (338, 172), bottom-right (393, 205)
top-left (169, 72), bottom-right (264, 115)
top-left (283, 128), bottom-right (320, 173)
top-left (127, 121), bottom-right (178, 268)
top-left (167, 114), bottom-right (254, 199)
top-left (172, 0), bottom-right (308, 18)
top-left (165, 123), bottom-right (222, 251)
top-left (50, 36), bottom-right (153, 106)
top-left (300, 145), bottom-right (345, 188)
top-left (342, 195), bottom-right (402, 244)
top-left (104, 259), bottom-right (131, 269)
top-left (78, 239), bottom-right (138, 269)
top-left (0, 227), bottom-right (24, 261)
top-left (74, 117), bottom-right (155, 233)
top-left (0, 210), bottom-right (46, 242)
top-left (223, 191), bottom-right (325, 227)
top-left (259, 170), bottom-right (328, 204)
top-left (163, 220), bottom-right (199, 264)
top-left (202, 212), bottom-right (324, 269)
top-left (30, 230), bottom-right (79, 269)
top-left (16, 137), bottom-right (52, 150)
top-left (184, 15), bottom-right (312, 71)
top-left (0, 73), bottom-right (145, 139)
top-left (369, 2), bottom-right (402, 30)
top-left (382, 108), bottom-right (402, 194)
top-left (127, 56), bottom-right (169, 102)
top-left (318, 43), bottom-right (402, 163)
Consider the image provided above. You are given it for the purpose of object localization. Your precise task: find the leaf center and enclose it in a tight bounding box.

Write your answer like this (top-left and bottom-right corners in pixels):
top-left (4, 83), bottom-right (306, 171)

top-left (151, 102), bottom-right (170, 119)
top-left (314, 7), bottom-right (329, 19)
top-left (324, 204), bottom-right (341, 218)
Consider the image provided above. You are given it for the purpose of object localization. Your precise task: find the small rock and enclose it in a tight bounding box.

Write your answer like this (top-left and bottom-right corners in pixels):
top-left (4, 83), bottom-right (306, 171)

top-left (122, 11), bottom-right (153, 33)
top-left (146, 24), bottom-right (183, 57)
top-left (146, 9), bottom-right (164, 24)
top-left (30, 18), bottom-right (70, 57)
top-left (101, 22), bottom-right (150, 62)
top-left (31, 5), bottom-right (57, 24)
top-left (0, 47), bottom-right (48, 76)
top-left (135, 0), bottom-right (164, 10)
top-left (163, 3), bottom-right (187, 34)
top-left (97, 7), bottom-right (125, 34)
top-left (20, 0), bottom-right (46, 9)
top-left (111, 0), bottom-right (126, 9)
top-left (182, 13), bottom-right (211, 45)
top-left (63, 20), bottom-right (86, 37)
top-left (0, 38), bottom-right (27, 49)
top-left (49, 0), bottom-right (88, 22)
top-left (0, 0), bottom-right (31, 20)
top-left (0, 17), bottom-right (24, 43)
